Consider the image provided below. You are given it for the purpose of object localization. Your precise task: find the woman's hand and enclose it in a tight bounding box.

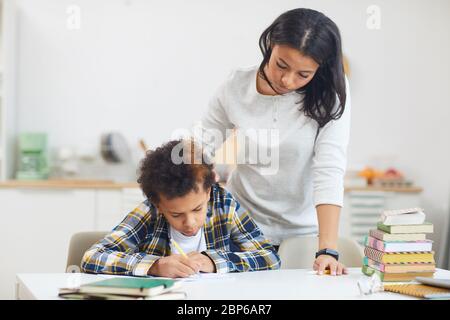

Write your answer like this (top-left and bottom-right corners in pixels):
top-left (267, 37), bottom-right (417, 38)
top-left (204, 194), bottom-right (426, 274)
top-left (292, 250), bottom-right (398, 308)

top-left (313, 255), bottom-right (348, 276)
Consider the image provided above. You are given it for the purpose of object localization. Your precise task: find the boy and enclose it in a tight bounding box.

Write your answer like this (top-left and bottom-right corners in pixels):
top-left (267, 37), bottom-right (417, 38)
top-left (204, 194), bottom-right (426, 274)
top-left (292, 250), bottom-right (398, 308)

top-left (81, 139), bottom-right (280, 278)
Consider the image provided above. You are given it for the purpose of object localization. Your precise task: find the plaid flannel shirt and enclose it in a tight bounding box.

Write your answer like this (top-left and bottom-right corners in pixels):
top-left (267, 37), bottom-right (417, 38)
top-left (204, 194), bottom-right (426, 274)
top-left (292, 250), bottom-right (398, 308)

top-left (81, 184), bottom-right (281, 276)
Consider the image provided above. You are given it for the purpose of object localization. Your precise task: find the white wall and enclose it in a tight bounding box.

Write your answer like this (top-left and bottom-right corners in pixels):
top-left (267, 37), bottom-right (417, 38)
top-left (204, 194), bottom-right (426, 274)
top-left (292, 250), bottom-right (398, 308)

top-left (337, 0), bottom-right (450, 264)
top-left (1, 0), bottom-right (18, 181)
top-left (15, 0), bottom-right (277, 153)
top-left (9, 0), bottom-right (450, 263)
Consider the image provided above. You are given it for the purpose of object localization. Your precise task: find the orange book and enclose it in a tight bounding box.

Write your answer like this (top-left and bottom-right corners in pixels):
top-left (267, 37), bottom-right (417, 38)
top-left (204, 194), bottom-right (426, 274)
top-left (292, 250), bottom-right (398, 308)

top-left (362, 265), bottom-right (434, 282)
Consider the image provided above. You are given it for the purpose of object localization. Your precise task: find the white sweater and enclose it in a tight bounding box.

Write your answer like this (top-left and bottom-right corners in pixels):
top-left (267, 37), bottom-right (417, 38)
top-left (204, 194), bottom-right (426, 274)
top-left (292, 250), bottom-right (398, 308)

top-left (199, 65), bottom-right (351, 244)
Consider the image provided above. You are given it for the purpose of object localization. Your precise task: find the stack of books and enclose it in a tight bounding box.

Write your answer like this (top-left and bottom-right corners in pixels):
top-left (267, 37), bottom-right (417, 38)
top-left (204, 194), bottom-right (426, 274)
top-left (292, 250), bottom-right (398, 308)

top-left (59, 277), bottom-right (186, 300)
top-left (362, 207), bottom-right (435, 282)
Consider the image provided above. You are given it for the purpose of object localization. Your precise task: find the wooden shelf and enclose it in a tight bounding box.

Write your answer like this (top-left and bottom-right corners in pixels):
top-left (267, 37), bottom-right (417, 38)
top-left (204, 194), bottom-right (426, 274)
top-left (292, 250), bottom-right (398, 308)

top-left (0, 180), bottom-right (422, 193)
top-left (344, 186), bottom-right (422, 193)
top-left (0, 179), bottom-right (139, 189)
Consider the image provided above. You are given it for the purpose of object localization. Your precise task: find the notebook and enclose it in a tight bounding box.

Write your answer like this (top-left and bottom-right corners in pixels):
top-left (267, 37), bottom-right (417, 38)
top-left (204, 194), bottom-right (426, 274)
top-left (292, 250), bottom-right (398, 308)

top-left (59, 289), bottom-right (186, 300)
top-left (362, 265), bottom-right (434, 282)
top-left (363, 257), bottom-right (436, 273)
top-left (377, 222), bottom-right (433, 234)
top-left (364, 246), bottom-right (435, 264)
top-left (364, 236), bottom-right (433, 252)
top-left (369, 229), bottom-right (426, 242)
top-left (384, 283), bottom-right (450, 299)
top-left (415, 277), bottom-right (450, 289)
top-left (78, 277), bottom-right (180, 297)
top-left (380, 208), bottom-right (425, 226)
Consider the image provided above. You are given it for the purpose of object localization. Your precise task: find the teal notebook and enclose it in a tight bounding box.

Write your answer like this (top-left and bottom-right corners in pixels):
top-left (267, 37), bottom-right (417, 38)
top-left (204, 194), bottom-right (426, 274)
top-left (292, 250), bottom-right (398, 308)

top-left (79, 278), bottom-right (177, 297)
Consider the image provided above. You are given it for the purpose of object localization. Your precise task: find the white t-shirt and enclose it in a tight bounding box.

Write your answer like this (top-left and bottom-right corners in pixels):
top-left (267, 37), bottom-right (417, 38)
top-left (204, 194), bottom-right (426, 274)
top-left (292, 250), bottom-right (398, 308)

top-left (199, 65), bottom-right (351, 244)
top-left (169, 226), bottom-right (207, 254)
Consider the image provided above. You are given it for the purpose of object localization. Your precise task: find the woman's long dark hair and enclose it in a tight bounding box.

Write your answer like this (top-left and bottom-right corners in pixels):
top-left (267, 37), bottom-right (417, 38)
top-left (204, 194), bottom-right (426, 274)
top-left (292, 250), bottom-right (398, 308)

top-left (259, 8), bottom-right (346, 128)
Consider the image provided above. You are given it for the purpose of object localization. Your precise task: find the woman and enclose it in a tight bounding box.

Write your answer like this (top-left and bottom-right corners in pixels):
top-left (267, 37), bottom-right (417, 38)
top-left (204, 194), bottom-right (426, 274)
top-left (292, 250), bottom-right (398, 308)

top-left (199, 8), bottom-right (351, 275)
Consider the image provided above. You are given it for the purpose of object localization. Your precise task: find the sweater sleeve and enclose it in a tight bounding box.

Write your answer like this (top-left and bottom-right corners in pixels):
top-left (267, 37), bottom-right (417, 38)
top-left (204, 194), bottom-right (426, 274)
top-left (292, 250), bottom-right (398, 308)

top-left (312, 77), bottom-right (351, 207)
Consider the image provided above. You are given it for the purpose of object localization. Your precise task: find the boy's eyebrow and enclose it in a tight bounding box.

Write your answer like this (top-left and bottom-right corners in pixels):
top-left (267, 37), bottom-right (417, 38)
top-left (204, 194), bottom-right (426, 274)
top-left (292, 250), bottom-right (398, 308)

top-left (279, 58), bottom-right (314, 73)
top-left (170, 202), bottom-right (204, 215)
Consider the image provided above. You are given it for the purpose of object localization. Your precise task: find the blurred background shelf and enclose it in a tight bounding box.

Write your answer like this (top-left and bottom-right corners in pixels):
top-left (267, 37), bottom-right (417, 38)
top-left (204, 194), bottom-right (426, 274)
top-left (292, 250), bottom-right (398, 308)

top-left (0, 179), bottom-right (139, 189)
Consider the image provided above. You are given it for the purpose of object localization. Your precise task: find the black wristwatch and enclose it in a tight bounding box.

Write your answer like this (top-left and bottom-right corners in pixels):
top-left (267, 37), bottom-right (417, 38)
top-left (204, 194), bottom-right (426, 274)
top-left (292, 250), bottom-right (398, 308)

top-left (315, 248), bottom-right (339, 261)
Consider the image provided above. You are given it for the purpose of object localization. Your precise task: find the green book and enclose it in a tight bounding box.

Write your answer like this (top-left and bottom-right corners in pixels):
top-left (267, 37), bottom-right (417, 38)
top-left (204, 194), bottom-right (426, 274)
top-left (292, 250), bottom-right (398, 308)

top-left (59, 290), bottom-right (187, 300)
top-left (377, 222), bottom-right (433, 234)
top-left (79, 277), bottom-right (179, 297)
top-left (369, 229), bottom-right (427, 241)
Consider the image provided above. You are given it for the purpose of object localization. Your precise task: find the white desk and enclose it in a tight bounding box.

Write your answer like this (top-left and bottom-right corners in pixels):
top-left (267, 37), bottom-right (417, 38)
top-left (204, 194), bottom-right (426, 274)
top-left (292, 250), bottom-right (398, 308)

top-left (16, 268), bottom-right (450, 300)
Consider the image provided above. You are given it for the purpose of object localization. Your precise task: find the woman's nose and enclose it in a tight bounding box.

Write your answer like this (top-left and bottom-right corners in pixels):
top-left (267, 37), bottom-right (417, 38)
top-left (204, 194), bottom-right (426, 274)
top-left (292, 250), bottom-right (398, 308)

top-left (281, 73), bottom-right (294, 88)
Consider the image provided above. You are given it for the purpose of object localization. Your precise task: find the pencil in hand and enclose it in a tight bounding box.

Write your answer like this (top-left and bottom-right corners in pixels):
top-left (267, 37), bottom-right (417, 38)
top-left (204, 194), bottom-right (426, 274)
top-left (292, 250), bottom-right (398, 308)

top-left (170, 239), bottom-right (188, 258)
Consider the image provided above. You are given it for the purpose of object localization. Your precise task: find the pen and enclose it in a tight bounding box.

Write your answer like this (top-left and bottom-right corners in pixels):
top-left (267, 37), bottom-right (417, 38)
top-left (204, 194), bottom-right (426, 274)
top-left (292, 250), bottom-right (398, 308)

top-left (170, 239), bottom-right (188, 258)
top-left (171, 239), bottom-right (202, 275)
top-left (318, 269), bottom-right (331, 275)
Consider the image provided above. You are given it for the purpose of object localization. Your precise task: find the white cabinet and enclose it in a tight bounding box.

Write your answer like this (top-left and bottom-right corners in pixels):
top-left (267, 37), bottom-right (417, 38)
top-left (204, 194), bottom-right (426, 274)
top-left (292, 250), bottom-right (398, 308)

top-left (340, 190), bottom-right (422, 245)
top-left (95, 189), bottom-right (124, 231)
top-left (121, 187), bottom-right (146, 213)
top-left (95, 188), bottom-right (146, 231)
top-left (1, 188), bottom-right (96, 299)
top-left (0, 186), bottom-right (144, 299)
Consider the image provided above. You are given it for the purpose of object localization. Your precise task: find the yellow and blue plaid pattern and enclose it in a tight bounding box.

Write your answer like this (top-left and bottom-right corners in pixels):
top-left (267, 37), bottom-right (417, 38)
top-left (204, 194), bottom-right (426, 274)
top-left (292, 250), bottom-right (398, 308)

top-left (81, 184), bottom-right (281, 276)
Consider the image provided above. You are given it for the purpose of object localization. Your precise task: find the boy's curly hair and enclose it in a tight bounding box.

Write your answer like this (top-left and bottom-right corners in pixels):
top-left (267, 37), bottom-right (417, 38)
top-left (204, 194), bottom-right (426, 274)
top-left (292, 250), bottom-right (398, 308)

top-left (137, 139), bottom-right (215, 203)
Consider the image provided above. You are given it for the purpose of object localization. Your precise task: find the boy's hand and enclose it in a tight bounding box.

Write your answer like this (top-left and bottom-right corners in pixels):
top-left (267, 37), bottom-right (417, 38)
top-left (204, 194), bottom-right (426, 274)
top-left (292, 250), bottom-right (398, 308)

top-left (148, 254), bottom-right (201, 278)
top-left (187, 252), bottom-right (216, 273)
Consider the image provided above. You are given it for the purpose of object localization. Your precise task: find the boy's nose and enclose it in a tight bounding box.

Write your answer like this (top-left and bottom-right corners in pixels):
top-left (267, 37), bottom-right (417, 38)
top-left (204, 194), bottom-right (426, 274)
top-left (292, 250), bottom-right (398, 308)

top-left (184, 215), bottom-right (196, 228)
